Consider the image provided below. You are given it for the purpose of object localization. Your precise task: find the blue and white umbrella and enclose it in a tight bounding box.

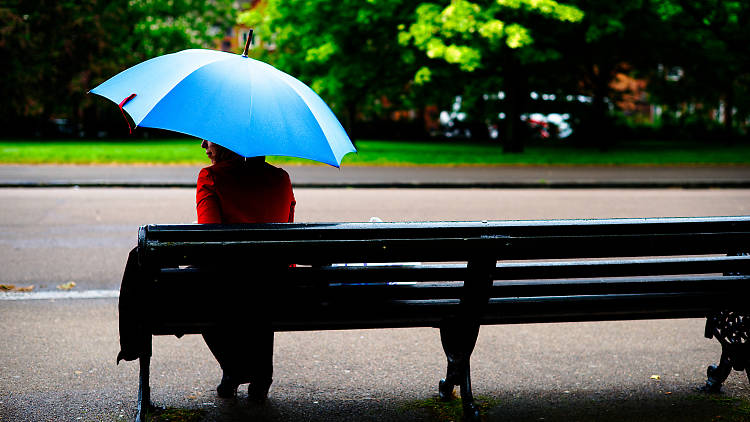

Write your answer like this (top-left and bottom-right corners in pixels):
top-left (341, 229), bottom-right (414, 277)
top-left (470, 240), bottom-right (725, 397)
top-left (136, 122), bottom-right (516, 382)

top-left (90, 48), bottom-right (355, 167)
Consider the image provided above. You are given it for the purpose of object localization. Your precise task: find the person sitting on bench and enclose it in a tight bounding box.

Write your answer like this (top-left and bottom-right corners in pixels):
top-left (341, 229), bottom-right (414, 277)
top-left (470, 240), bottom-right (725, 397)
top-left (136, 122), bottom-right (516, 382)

top-left (196, 140), bottom-right (296, 401)
top-left (117, 139), bottom-right (295, 402)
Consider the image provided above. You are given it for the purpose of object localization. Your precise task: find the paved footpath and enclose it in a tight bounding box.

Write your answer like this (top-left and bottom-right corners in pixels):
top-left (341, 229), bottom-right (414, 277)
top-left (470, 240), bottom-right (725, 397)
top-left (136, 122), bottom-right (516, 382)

top-left (2, 171), bottom-right (750, 421)
top-left (3, 299), bottom-right (749, 422)
top-left (2, 187), bottom-right (750, 421)
top-left (1, 164), bottom-right (750, 188)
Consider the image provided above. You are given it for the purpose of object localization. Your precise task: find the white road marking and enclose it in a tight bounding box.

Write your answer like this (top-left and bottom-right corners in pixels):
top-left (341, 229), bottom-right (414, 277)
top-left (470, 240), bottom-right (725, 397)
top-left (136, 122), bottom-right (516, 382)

top-left (0, 289), bottom-right (119, 301)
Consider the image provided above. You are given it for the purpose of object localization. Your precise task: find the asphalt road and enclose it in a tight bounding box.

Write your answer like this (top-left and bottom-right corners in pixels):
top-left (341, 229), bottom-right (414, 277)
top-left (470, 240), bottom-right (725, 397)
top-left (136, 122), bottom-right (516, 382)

top-left (1, 164), bottom-right (750, 188)
top-left (1, 187), bottom-right (749, 291)
top-left (2, 187), bottom-right (750, 421)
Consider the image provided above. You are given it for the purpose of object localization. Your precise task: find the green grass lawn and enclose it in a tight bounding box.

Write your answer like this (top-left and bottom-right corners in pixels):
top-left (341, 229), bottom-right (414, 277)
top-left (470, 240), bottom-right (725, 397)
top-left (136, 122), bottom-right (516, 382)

top-left (0, 139), bottom-right (749, 166)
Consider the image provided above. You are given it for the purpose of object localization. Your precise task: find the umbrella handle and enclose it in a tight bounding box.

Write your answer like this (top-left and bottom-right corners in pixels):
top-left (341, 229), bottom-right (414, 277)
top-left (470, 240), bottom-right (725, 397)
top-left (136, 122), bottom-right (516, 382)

top-left (119, 93), bottom-right (137, 134)
top-left (242, 29), bottom-right (254, 57)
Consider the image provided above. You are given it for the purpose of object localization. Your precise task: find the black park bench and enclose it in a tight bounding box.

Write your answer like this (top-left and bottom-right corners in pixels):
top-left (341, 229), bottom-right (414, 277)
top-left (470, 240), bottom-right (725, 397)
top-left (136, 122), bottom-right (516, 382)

top-left (123, 216), bottom-right (750, 421)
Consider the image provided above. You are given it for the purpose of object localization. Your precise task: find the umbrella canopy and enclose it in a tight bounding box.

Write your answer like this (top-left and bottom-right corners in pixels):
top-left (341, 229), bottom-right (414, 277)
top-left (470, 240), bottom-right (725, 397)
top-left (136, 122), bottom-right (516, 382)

top-left (90, 49), bottom-right (356, 167)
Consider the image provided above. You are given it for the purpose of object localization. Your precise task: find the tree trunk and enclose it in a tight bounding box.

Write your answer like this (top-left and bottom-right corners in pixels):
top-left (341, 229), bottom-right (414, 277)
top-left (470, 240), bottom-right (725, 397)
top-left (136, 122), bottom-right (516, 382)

top-left (590, 63), bottom-right (613, 151)
top-left (341, 100), bottom-right (358, 147)
top-left (724, 83), bottom-right (734, 134)
top-left (502, 54), bottom-right (527, 153)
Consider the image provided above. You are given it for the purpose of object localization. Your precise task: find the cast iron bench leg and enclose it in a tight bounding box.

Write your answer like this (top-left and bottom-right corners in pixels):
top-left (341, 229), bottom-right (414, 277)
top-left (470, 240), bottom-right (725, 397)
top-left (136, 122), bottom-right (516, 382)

top-left (438, 258), bottom-right (493, 421)
top-left (703, 310), bottom-right (750, 393)
top-left (704, 253), bottom-right (750, 392)
top-left (135, 355), bottom-right (151, 422)
top-left (705, 347), bottom-right (733, 393)
top-left (134, 331), bottom-right (153, 422)
top-left (439, 321), bottom-right (481, 421)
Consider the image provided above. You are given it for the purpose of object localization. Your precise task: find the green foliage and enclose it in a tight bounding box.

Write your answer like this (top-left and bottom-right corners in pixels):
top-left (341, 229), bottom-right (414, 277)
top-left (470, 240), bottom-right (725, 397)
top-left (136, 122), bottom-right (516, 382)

top-left (127, 0), bottom-right (236, 60)
top-left (399, 0), bottom-right (583, 73)
top-left (1, 0), bottom-right (130, 125)
top-left (647, 0), bottom-right (750, 131)
top-left (238, 0), bottom-right (426, 136)
top-left (148, 407), bottom-right (206, 422)
top-left (4, 0), bottom-right (750, 143)
top-left (690, 394), bottom-right (750, 422)
top-left (402, 395), bottom-right (502, 421)
top-left (414, 66), bottom-right (433, 85)
top-left (397, 0), bottom-right (584, 151)
top-left (1, 0), bottom-right (236, 136)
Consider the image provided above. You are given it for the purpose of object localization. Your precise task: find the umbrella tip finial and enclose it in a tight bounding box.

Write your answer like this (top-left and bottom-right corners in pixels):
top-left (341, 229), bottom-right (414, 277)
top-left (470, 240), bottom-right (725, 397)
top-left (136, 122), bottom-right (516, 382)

top-left (242, 29), bottom-right (254, 57)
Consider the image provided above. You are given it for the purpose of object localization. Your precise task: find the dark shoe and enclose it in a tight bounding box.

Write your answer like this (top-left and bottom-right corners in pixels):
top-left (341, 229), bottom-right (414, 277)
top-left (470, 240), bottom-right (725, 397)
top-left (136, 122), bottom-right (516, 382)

top-left (216, 374), bottom-right (242, 398)
top-left (247, 379), bottom-right (271, 403)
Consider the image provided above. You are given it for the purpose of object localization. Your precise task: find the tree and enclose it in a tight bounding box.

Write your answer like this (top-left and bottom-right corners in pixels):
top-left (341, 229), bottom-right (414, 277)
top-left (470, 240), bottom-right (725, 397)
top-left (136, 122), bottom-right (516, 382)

top-left (238, 0), bottom-right (431, 141)
top-left (544, 0), bottom-right (663, 147)
top-left (0, 0), bottom-right (236, 137)
top-left (398, 0), bottom-right (584, 152)
top-left (649, 0), bottom-right (750, 137)
top-left (1, 0), bottom-right (128, 135)
top-left (125, 0), bottom-right (237, 62)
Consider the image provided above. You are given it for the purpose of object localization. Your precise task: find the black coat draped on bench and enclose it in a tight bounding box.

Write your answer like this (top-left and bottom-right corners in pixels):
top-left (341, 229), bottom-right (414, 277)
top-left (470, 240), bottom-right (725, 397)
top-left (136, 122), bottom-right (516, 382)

top-left (121, 216), bottom-right (750, 421)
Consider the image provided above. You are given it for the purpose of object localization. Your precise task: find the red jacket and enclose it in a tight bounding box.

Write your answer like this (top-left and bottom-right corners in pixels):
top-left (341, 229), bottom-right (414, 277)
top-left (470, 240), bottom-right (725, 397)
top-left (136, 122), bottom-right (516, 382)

top-left (196, 158), bottom-right (296, 224)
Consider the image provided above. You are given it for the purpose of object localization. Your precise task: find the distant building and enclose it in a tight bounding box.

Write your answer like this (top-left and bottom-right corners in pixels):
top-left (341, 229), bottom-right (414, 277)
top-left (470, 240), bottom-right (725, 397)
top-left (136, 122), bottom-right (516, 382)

top-left (610, 71), bottom-right (652, 123)
top-left (217, 0), bottom-right (267, 54)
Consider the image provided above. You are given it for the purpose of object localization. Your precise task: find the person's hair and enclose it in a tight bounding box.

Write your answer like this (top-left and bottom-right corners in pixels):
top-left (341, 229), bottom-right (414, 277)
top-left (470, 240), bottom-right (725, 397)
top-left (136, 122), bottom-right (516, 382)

top-left (213, 143), bottom-right (242, 163)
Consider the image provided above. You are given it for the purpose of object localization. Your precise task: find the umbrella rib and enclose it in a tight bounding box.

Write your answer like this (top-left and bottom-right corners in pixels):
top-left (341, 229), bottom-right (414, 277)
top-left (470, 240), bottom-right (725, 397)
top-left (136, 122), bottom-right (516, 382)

top-left (133, 56), bottom-right (234, 127)
top-left (268, 73), bottom-right (340, 165)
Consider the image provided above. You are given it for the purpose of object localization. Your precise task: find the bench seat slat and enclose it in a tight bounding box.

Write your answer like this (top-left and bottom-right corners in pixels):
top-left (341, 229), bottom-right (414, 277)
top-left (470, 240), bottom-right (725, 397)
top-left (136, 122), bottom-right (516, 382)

top-left (146, 288), bottom-right (736, 334)
top-left (154, 255), bottom-right (749, 286)
top-left (143, 276), bottom-right (747, 334)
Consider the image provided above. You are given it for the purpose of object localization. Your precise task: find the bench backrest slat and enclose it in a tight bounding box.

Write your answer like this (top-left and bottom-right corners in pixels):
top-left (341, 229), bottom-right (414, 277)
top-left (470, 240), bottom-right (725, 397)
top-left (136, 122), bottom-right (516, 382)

top-left (140, 217), bottom-right (750, 267)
